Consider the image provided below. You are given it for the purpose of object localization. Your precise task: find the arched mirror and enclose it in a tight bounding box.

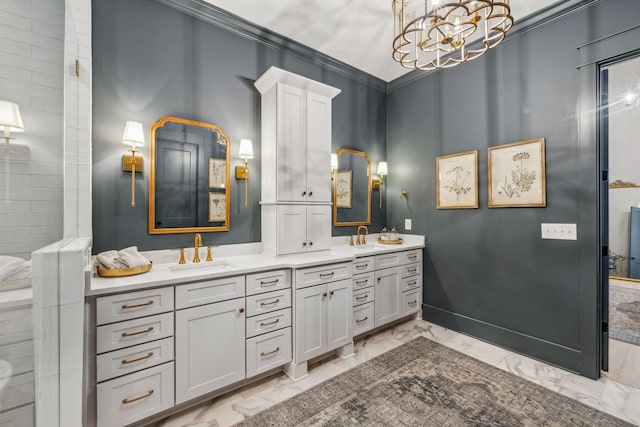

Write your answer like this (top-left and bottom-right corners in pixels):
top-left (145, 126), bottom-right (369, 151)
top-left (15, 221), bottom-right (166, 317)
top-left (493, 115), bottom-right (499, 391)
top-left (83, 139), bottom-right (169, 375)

top-left (149, 116), bottom-right (230, 234)
top-left (333, 148), bottom-right (371, 226)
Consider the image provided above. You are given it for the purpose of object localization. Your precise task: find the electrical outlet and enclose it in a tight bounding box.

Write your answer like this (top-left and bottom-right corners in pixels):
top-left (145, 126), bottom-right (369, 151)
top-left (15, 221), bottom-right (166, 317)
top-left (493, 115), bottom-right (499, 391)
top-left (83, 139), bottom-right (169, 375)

top-left (541, 223), bottom-right (577, 240)
top-left (405, 219), bottom-right (412, 231)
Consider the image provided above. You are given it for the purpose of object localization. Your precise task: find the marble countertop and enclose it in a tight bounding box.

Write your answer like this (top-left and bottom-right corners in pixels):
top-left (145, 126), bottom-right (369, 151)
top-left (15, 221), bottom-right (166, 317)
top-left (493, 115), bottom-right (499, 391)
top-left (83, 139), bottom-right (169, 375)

top-left (86, 234), bottom-right (425, 297)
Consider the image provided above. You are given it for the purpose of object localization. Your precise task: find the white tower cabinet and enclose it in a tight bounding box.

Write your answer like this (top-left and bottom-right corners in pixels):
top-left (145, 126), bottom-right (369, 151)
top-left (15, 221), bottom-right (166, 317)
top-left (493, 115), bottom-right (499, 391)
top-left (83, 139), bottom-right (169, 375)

top-left (255, 67), bottom-right (341, 256)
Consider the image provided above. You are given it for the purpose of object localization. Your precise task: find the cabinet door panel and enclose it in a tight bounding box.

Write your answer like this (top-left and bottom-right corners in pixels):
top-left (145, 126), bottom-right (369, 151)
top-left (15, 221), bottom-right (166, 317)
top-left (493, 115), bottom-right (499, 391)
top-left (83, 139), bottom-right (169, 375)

top-left (276, 84), bottom-right (306, 202)
top-left (295, 285), bottom-right (326, 362)
top-left (306, 205), bottom-right (332, 252)
top-left (326, 279), bottom-right (352, 351)
top-left (374, 267), bottom-right (401, 327)
top-left (175, 299), bottom-right (245, 404)
top-left (276, 205), bottom-right (307, 255)
top-left (306, 92), bottom-right (331, 202)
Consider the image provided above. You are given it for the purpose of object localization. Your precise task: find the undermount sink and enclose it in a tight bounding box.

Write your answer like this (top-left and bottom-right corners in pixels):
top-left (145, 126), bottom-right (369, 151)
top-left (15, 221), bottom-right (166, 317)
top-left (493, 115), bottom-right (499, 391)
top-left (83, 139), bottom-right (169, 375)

top-left (168, 260), bottom-right (235, 272)
top-left (353, 244), bottom-right (386, 250)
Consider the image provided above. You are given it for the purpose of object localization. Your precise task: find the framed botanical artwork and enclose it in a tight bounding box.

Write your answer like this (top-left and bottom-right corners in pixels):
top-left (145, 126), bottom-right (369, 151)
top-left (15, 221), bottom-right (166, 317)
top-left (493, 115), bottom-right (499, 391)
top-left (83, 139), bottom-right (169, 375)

top-left (488, 138), bottom-right (546, 207)
top-left (336, 170), bottom-right (353, 208)
top-left (208, 192), bottom-right (226, 222)
top-left (436, 150), bottom-right (478, 209)
top-left (208, 158), bottom-right (226, 188)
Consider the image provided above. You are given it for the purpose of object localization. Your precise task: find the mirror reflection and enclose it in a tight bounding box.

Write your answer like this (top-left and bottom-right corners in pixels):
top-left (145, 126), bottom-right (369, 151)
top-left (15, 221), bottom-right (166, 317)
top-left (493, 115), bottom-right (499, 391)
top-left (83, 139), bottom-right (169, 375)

top-left (149, 117), bottom-right (230, 234)
top-left (333, 148), bottom-right (371, 226)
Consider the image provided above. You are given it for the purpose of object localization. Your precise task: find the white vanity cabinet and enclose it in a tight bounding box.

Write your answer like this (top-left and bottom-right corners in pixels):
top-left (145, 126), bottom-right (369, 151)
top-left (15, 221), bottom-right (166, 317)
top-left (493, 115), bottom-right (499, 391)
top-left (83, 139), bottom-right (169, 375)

top-left (174, 277), bottom-right (246, 404)
top-left (374, 253), bottom-right (402, 328)
top-left (400, 249), bottom-right (423, 316)
top-left (269, 204), bottom-right (332, 255)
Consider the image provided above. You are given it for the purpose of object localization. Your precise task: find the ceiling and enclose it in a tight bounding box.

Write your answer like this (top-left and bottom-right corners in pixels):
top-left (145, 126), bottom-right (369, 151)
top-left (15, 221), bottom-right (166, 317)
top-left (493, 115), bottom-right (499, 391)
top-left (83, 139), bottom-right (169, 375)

top-left (203, 0), bottom-right (563, 82)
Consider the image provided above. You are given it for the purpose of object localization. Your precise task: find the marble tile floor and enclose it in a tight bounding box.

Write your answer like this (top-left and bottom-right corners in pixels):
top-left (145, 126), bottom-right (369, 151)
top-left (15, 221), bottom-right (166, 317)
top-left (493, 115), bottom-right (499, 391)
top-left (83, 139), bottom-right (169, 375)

top-left (152, 319), bottom-right (640, 427)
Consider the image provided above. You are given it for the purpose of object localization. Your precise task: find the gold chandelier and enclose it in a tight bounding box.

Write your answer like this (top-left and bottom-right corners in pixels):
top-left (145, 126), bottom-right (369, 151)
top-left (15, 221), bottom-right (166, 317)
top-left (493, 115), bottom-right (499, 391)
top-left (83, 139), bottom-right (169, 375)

top-left (392, 0), bottom-right (513, 71)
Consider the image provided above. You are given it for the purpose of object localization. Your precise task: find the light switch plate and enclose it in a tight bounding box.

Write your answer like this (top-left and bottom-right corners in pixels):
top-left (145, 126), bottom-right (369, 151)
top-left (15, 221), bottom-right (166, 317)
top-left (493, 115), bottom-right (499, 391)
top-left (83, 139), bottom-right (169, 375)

top-left (405, 219), bottom-right (412, 231)
top-left (541, 223), bottom-right (577, 240)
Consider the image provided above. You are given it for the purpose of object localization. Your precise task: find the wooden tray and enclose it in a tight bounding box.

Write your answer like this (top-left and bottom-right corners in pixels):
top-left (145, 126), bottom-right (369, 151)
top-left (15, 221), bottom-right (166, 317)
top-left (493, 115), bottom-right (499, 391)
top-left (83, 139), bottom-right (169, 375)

top-left (96, 262), bottom-right (152, 278)
top-left (378, 238), bottom-right (403, 245)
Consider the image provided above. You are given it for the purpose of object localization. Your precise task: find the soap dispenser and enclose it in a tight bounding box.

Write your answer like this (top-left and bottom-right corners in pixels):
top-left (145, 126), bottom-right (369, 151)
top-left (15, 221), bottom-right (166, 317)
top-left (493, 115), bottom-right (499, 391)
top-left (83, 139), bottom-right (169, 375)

top-left (381, 227), bottom-right (389, 241)
top-left (389, 227), bottom-right (398, 242)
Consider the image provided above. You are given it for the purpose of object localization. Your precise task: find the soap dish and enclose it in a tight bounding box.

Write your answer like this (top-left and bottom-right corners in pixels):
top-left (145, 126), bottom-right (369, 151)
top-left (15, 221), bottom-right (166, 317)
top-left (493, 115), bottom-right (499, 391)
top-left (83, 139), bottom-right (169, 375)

top-left (96, 262), bottom-right (153, 278)
top-left (378, 237), bottom-right (403, 245)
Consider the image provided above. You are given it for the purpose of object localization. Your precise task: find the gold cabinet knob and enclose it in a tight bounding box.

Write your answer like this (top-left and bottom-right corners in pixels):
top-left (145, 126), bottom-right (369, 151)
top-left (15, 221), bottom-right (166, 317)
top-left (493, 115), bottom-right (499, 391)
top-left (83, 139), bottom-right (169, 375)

top-left (239, 307), bottom-right (245, 313)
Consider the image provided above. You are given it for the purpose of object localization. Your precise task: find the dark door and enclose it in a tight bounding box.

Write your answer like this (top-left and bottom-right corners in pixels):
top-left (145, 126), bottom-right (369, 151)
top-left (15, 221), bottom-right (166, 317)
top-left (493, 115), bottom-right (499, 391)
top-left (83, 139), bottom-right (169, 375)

top-left (630, 207), bottom-right (640, 279)
top-left (155, 140), bottom-right (199, 228)
top-left (599, 67), bottom-right (610, 372)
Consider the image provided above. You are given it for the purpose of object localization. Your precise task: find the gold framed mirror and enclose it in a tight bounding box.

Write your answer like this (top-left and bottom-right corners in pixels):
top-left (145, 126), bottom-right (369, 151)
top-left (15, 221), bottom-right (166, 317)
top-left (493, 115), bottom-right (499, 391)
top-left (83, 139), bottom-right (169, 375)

top-left (149, 116), bottom-right (230, 234)
top-left (333, 148), bottom-right (371, 226)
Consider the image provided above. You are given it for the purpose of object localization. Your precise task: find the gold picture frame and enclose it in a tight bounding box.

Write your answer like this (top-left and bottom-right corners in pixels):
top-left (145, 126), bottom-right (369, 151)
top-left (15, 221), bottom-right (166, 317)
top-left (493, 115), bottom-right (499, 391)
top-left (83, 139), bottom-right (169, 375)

top-left (488, 138), bottom-right (546, 208)
top-left (336, 170), bottom-right (353, 208)
top-left (208, 158), bottom-right (226, 188)
top-left (436, 150), bottom-right (478, 209)
top-left (208, 193), bottom-right (226, 222)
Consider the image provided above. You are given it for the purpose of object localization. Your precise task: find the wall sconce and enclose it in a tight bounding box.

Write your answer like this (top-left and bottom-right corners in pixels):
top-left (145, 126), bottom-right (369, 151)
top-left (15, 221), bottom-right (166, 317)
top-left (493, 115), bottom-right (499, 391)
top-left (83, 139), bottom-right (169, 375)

top-left (372, 161), bottom-right (387, 208)
top-left (331, 153), bottom-right (338, 180)
top-left (0, 100), bottom-right (25, 203)
top-left (235, 139), bottom-right (253, 206)
top-left (121, 121), bottom-right (145, 207)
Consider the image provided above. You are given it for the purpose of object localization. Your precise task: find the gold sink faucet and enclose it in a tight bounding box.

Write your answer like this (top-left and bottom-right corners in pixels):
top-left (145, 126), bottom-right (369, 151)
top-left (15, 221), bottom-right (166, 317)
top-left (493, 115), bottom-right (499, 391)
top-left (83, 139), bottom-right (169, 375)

top-left (356, 226), bottom-right (368, 245)
top-left (193, 233), bottom-right (202, 263)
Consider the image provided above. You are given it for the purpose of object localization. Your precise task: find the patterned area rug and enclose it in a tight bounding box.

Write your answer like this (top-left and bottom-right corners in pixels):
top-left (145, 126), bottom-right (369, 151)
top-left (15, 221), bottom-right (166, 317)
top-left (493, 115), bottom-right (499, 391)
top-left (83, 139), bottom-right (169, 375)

top-left (610, 285), bottom-right (640, 345)
top-left (237, 337), bottom-right (630, 426)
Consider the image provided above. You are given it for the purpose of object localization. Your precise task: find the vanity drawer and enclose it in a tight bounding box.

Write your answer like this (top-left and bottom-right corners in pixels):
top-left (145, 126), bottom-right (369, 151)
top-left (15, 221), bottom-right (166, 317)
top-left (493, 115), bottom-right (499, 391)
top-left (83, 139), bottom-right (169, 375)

top-left (353, 272), bottom-right (374, 290)
top-left (402, 249), bottom-right (422, 265)
top-left (246, 308), bottom-right (291, 338)
top-left (374, 252), bottom-right (401, 270)
top-left (175, 275), bottom-right (245, 309)
top-left (96, 337), bottom-right (174, 383)
top-left (401, 262), bottom-right (422, 278)
top-left (401, 274), bottom-right (422, 292)
top-left (352, 287), bottom-right (374, 307)
top-left (246, 288), bottom-right (291, 317)
top-left (96, 312), bottom-right (174, 354)
top-left (96, 287), bottom-right (174, 326)
top-left (246, 327), bottom-right (292, 378)
top-left (295, 262), bottom-right (352, 289)
top-left (401, 289), bottom-right (422, 316)
top-left (353, 302), bottom-right (374, 336)
top-left (246, 269), bottom-right (291, 296)
top-left (96, 362), bottom-right (174, 427)
top-left (353, 256), bottom-right (374, 274)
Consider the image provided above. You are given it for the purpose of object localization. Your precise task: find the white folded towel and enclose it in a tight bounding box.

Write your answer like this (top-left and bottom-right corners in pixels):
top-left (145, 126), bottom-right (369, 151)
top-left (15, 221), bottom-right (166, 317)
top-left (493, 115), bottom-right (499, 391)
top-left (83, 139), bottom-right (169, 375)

top-left (116, 246), bottom-right (151, 268)
top-left (96, 250), bottom-right (128, 270)
top-left (0, 256), bottom-right (32, 282)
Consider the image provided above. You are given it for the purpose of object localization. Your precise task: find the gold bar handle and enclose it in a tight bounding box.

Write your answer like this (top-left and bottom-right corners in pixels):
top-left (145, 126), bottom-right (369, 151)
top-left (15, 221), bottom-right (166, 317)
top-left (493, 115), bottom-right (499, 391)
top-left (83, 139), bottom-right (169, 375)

top-left (408, 300), bottom-right (417, 305)
top-left (355, 295), bottom-right (368, 301)
top-left (355, 279), bottom-right (369, 285)
top-left (121, 326), bottom-right (154, 337)
top-left (355, 264), bottom-right (368, 270)
top-left (260, 279), bottom-right (280, 287)
top-left (408, 280), bottom-right (417, 286)
top-left (121, 352), bottom-right (153, 365)
top-left (121, 301), bottom-right (153, 310)
top-left (261, 347), bottom-right (280, 357)
top-left (122, 390), bottom-right (154, 405)
top-left (319, 272), bottom-right (334, 278)
top-left (407, 268), bottom-right (417, 273)
top-left (408, 254), bottom-right (417, 260)
top-left (260, 299), bottom-right (280, 307)
top-left (356, 317), bottom-right (368, 323)
top-left (260, 319), bottom-right (280, 327)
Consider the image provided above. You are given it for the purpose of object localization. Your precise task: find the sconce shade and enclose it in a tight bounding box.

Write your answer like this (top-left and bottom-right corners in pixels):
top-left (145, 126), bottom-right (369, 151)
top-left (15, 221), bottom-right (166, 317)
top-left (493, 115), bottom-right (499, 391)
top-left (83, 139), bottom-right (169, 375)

top-left (331, 153), bottom-right (338, 170)
top-left (0, 100), bottom-right (24, 134)
top-left (238, 139), bottom-right (254, 159)
top-left (122, 121), bottom-right (145, 147)
top-left (377, 161), bottom-right (388, 176)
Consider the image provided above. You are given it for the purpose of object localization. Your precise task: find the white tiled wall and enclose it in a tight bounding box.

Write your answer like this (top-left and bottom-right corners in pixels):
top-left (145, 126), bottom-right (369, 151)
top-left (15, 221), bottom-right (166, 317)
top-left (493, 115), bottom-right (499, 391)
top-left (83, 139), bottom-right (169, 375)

top-left (0, 0), bottom-right (66, 259)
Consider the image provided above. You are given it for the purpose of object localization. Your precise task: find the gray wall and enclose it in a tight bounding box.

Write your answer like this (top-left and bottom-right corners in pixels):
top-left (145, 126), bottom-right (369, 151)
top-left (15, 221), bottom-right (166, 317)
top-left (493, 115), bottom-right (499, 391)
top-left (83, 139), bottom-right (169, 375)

top-left (91, 0), bottom-right (387, 253)
top-left (387, 0), bottom-right (640, 375)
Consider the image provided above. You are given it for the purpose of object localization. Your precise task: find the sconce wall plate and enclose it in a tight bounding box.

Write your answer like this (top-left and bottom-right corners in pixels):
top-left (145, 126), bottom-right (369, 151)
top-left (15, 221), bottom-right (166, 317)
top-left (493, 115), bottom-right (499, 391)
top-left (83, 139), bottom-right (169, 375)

top-left (235, 165), bottom-right (248, 180)
top-left (372, 179), bottom-right (382, 190)
top-left (122, 154), bottom-right (143, 172)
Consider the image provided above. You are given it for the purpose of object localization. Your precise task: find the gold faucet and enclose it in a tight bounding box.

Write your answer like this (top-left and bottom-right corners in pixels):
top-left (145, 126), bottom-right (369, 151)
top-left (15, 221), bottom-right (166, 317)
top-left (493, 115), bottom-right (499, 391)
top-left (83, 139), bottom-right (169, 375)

top-left (193, 233), bottom-right (202, 263)
top-left (356, 226), bottom-right (368, 245)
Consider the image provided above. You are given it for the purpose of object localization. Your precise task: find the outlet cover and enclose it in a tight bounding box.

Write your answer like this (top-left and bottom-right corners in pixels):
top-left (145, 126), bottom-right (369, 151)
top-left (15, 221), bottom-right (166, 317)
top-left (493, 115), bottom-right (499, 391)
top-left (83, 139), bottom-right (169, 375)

top-left (405, 219), bottom-right (412, 230)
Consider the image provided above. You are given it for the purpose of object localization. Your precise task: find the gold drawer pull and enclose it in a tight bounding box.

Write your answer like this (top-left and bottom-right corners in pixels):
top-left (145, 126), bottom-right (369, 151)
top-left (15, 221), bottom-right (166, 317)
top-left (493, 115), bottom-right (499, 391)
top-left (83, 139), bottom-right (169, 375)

top-left (356, 316), bottom-right (368, 323)
top-left (408, 300), bottom-right (417, 305)
top-left (355, 279), bottom-right (369, 285)
top-left (355, 264), bottom-right (368, 270)
top-left (355, 295), bottom-right (368, 301)
top-left (407, 268), bottom-right (417, 273)
top-left (122, 389), bottom-right (154, 404)
top-left (320, 272), bottom-right (335, 278)
top-left (260, 299), bottom-right (280, 307)
top-left (121, 300), bottom-right (153, 310)
top-left (260, 279), bottom-right (280, 286)
top-left (260, 318), bottom-right (280, 327)
top-left (408, 254), bottom-right (417, 260)
top-left (121, 352), bottom-right (153, 365)
top-left (121, 326), bottom-right (154, 337)
top-left (408, 280), bottom-right (417, 286)
top-left (261, 347), bottom-right (280, 357)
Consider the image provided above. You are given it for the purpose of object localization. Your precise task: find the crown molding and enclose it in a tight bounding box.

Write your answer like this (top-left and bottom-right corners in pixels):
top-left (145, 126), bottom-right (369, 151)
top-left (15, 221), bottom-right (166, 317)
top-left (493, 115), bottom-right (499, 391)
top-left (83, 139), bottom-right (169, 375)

top-left (155, 0), bottom-right (388, 92)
